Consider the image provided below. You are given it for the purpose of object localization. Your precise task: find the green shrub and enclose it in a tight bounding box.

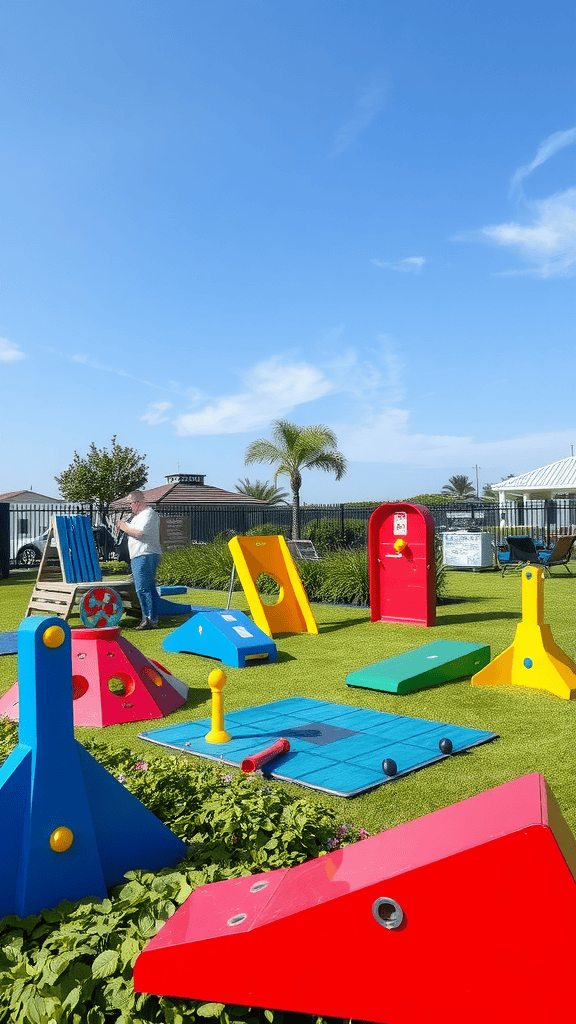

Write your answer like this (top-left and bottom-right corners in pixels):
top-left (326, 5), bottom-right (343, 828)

top-left (157, 538), bottom-right (239, 591)
top-left (434, 537), bottom-right (448, 599)
top-left (0, 726), bottom-right (369, 1024)
top-left (402, 494), bottom-right (456, 505)
top-left (101, 561), bottom-right (130, 577)
top-left (245, 523), bottom-right (291, 538)
top-left (303, 518), bottom-right (367, 555)
top-left (314, 548), bottom-right (369, 605)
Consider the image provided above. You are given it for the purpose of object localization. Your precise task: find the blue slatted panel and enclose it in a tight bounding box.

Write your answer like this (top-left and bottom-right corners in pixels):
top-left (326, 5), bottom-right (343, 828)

top-left (139, 698), bottom-right (498, 797)
top-left (55, 516), bottom-right (101, 583)
top-left (55, 517), bottom-right (76, 581)
top-left (69, 518), bottom-right (89, 581)
top-left (77, 516), bottom-right (101, 581)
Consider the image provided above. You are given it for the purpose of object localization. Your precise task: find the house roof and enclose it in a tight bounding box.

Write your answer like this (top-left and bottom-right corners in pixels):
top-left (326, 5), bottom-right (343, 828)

top-left (0, 489), bottom-right (64, 503)
top-left (495, 456), bottom-right (576, 498)
top-left (111, 474), bottom-right (272, 510)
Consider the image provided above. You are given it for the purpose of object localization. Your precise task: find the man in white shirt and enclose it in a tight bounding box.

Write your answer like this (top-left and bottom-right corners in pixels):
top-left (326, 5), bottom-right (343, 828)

top-left (117, 491), bottom-right (162, 630)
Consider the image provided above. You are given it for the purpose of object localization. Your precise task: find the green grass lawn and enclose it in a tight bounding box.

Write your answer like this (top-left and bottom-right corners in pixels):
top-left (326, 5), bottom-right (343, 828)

top-left (2, 567), bottom-right (576, 839)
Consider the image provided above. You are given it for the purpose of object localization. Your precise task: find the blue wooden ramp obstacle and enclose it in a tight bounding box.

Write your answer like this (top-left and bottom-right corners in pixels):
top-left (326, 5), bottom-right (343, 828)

top-left (346, 640), bottom-right (491, 695)
top-left (162, 609), bottom-right (277, 668)
top-left (139, 697), bottom-right (497, 797)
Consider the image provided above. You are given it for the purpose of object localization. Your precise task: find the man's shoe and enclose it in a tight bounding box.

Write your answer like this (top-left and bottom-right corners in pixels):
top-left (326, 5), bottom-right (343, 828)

top-left (135, 620), bottom-right (151, 631)
top-left (149, 619), bottom-right (159, 627)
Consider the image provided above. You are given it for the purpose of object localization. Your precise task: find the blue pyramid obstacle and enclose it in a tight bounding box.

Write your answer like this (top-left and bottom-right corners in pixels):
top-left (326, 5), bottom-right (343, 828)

top-left (0, 617), bottom-right (187, 919)
top-left (162, 610), bottom-right (277, 668)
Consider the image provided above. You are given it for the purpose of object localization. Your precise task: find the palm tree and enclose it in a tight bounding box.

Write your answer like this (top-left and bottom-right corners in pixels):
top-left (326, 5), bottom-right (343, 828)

top-left (235, 478), bottom-right (289, 505)
top-left (244, 419), bottom-right (347, 538)
top-left (441, 474), bottom-right (476, 498)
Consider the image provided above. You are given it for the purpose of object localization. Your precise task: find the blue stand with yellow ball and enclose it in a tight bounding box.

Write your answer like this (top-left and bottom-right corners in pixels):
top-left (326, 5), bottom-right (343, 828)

top-left (0, 616), bottom-right (186, 919)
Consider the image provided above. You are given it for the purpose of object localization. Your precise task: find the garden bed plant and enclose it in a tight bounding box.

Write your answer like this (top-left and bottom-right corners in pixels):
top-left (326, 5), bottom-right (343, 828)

top-left (0, 719), bottom-right (368, 1024)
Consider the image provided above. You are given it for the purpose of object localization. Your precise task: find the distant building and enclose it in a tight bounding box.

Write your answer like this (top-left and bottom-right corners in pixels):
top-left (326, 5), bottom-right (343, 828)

top-left (0, 491), bottom-right (69, 564)
top-left (0, 489), bottom-right (64, 504)
top-left (112, 473), bottom-right (270, 511)
top-left (112, 473), bottom-right (272, 547)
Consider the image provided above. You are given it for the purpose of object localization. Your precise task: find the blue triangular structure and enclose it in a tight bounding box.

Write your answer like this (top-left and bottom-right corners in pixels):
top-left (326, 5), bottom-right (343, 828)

top-left (0, 617), bottom-right (186, 918)
top-left (163, 609), bottom-right (277, 668)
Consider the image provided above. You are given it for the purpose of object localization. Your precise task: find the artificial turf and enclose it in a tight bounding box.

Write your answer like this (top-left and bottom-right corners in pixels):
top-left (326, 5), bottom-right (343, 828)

top-left (2, 566), bottom-right (576, 839)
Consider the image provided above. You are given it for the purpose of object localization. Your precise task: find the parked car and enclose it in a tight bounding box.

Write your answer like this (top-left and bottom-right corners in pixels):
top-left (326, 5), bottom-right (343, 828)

top-left (15, 529), bottom-right (50, 567)
top-left (15, 525), bottom-right (115, 568)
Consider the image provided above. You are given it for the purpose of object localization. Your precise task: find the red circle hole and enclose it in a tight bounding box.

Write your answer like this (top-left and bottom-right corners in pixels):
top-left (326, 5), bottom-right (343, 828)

top-left (107, 674), bottom-right (135, 698)
top-left (72, 675), bottom-right (89, 700)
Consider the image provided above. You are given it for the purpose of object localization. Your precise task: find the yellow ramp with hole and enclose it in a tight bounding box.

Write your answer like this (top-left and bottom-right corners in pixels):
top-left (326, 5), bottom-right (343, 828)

top-left (472, 566), bottom-right (576, 700)
top-left (228, 535), bottom-right (318, 638)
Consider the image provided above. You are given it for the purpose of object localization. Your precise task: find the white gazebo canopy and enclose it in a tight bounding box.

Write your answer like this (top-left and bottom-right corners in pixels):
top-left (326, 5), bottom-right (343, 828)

top-left (495, 456), bottom-right (576, 501)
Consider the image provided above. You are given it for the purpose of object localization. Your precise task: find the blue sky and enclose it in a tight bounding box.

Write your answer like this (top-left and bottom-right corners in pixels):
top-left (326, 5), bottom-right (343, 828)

top-left (1, 0), bottom-right (575, 503)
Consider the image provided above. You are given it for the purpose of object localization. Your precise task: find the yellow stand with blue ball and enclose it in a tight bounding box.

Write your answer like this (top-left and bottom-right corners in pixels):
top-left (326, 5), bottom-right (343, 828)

top-left (472, 566), bottom-right (576, 700)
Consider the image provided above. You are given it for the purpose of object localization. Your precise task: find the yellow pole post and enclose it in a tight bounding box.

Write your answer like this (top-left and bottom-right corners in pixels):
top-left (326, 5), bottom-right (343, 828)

top-left (205, 669), bottom-right (232, 743)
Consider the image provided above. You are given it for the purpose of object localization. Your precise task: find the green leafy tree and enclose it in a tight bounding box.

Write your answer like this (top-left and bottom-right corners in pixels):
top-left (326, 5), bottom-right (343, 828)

top-left (235, 477), bottom-right (289, 505)
top-left (244, 419), bottom-right (347, 538)
top-left (55, 436), bottom-right (148, 523)
top-left (403, 493), bottom-right (455, 505)
top-left (441, 474), bottom-right (476, 498)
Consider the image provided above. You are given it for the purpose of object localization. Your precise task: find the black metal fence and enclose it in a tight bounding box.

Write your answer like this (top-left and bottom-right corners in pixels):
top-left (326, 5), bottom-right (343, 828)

top-left (6, 499), bottom-right (576, 566)
top-left (153, 499), bottom-right (576, 548)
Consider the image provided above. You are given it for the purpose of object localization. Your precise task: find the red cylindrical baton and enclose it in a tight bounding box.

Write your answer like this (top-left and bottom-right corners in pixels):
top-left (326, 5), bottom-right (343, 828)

top-left (241, 738), bottom-right (290, 774)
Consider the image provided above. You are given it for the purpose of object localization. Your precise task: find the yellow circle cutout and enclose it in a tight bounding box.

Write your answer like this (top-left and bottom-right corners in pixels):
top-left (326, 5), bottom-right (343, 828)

top-left (43, 625), bottom-right (66, 648)
top-left (50, 827), bottom-right (74, 852)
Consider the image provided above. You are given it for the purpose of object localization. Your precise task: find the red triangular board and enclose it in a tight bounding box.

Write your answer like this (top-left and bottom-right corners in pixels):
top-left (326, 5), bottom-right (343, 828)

top-left (0, 626), bottom-right (187, 727)
top-left (135, 772), bottom-right (576, 1024)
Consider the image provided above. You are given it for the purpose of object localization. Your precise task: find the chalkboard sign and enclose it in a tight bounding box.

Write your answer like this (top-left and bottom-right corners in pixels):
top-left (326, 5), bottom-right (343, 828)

top-left (159, 516), bottom-right (191, 551)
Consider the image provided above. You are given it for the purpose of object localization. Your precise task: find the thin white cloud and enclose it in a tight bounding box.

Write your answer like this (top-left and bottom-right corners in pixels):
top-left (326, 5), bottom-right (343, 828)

top-left (141, 401), bottom-right (172, 425)
top-left (372, 257), bottom-right (426, 273)
top-left (71, 353), bottom-right (169, 391)
top-left (511, 127), bottom-right (576, 197)
top-left (339, 411), bottom-right (576, 471)
top-left (482, 188), bottom-right (576, 278)
top-left (173, 357), bottom-right (334, 436)
top-left (331, 83), bottom-right (387, 157)
top-left (0, 336), bottom-right (25, 362)
top-left (458, 128), bottom-right (576, 278)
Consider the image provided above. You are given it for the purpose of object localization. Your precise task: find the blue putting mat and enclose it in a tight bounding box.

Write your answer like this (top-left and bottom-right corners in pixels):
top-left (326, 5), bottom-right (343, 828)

top-left (0, 632), bottom-right (18, 656)
top-left (138, 697), bottom-right (498, 797)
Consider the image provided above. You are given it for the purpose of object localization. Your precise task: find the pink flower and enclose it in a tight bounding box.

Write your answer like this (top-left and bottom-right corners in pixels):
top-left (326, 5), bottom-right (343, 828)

top-left (134, 761), bottom-right (149, 771)
top-left (358, 827), bottom-right (370, 841)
